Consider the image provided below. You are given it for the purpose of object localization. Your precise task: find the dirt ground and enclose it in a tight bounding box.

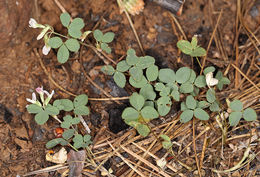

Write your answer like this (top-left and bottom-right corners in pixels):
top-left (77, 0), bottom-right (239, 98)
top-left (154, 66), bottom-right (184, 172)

top-left (0, 0), bottom-right (259, 176)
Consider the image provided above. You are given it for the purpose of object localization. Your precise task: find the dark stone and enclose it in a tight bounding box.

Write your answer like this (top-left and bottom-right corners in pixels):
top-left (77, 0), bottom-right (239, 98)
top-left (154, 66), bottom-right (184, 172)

top-left (106, 79), bottom-right (129, 97)
top-left (108, 107), bottom-right (129, 134)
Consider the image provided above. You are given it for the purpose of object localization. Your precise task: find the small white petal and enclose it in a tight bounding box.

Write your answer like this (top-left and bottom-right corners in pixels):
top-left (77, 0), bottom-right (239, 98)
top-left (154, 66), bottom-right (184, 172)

top-left (29, 18), bottom-right (37, 28)
top-left (32, 92), bottom-right (37, 101)
top-left (26, 98), bottom-right (35, 104)
top-left (206, 72), bottom-right (218, 87)
top-left (42, 45), bottom-right (51, 55)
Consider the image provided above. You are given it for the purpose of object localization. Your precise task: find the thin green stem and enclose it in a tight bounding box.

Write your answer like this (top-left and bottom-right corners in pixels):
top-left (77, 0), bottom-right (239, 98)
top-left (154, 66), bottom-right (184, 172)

top-left (195, 57), bottom-right (202, 68)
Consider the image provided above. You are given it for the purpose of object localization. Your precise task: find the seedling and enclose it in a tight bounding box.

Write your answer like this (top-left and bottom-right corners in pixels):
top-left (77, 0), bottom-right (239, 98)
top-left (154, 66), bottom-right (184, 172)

top-left (26, 87), bottom-right (91, 150)
top-left (29, 13), bottom-right (115, 64)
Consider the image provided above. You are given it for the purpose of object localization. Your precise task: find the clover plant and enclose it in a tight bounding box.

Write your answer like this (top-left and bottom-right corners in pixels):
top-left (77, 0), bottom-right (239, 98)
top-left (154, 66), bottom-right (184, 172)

top-left (228, 99), bottom-right (257, 126)
top-left (26, 87), bottom-right (92, 150)
top-left (29, 13), bottom-right (257, 140)
top-left (29, 13), bottom-right (114, 64)
top-left (102, 41), bottom-right (257, 137)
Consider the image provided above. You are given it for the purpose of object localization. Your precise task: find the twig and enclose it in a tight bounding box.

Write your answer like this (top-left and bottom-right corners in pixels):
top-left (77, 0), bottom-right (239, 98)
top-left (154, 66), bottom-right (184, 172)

top-left (200, 10), bottom-right (223, 74)
top-left (117, 0), bottom-right (145, 55)
top-left (34, 49), bottom-right (77, 97)
top-left (192, 119), bottom-right (201, 177)
top-left (54, 0), bottom-right (67, 13)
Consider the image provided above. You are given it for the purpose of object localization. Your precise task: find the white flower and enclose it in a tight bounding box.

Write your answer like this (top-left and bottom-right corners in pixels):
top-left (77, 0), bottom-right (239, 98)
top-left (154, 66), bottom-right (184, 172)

top-left (43, 90), bottom-right (55, 98)
top-left (29, 18), bottom-right (45, 29)
top-left (206, 72), bottom-right (218, 88)
top-left (26, 92), bottom-right (37, 104)
top-left (43, 90), bottom-right (55, 106)
top-left (42, 45), bottom-right (51, 55)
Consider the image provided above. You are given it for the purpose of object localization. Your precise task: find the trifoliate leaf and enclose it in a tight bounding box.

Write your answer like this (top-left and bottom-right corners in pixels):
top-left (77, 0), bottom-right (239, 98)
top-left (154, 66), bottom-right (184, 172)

top-left (186, 95), bottom-right (197, 110)
top-left (122, 107), bottom-right (139, 121)
top-left (230, 100), bottom-right (243, 112)
top-left (60, 13), bottom-right (71, 27)
top-left (35, 110), bottom-right (49, 125)
top-left (130, 92), bottom-right (145, 111)
top-left (179, 82), bottom-right (194, 93)
top-left (141, 106), bottom-right (159, 120)
top-left (48, 37), bottom-right (63, 49)
top-left (158, 69), bottom-right (176, 83)
top-left (176, 67), bottom-right (191, 84)
top-left (62, 129), bottom-right (74, 140)
top-left (136, 124), bottom-right (150, 137)
top-left (71, 117), bottom-right (81, 125)
top-left (116, 60), bottom-right (131, 72)
top-left (146, 65), bottom-right (158, 82)
top-left (126, 48), bottom-right (139, 65)
top-left (194, 75), bottom-right (206, 88)
top-left (57, 44), bottom-right (69, 63)
top-left (113, 71), bottom-right (126, 88)
top-left (129, 76), bottom-right (147, 88)
top-left (206, 88), bottom-right (216, 103)
top-left (65, 38), bottom-right (80, 52)
top-left (101, 65), bottom-right (115, 75)
top-left (74, 94), bottom-right (88, 107)
top-left (194, 108), bottom-right (209, 120)
top-left (243, 108), bottom-right (257, 121)
top-left (229, 111), bottom-right (242, 126)
top-left (129, 66), bottom-right (143, 82)
top-left (180, 110), bottom-right (193, 123)
top-left (140, 84), bottom-right (156, 100)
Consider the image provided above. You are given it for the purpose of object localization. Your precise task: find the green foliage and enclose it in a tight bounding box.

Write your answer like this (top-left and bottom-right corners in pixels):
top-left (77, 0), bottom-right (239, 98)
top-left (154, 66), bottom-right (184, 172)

top-left (215, 71), bottom-right (230, 90)
top-left (228, 100), bottom-right (257, 126)
top-left (98, 44), bottom-right (256, 137)
top-left (177, 36), bottom-right (206, 57)
top-left (93, 29), bottom-right (115, 53)
top-left (160, 134), bottom-right (173, 149)
top-left (26, 103), bottom-right (59, 125)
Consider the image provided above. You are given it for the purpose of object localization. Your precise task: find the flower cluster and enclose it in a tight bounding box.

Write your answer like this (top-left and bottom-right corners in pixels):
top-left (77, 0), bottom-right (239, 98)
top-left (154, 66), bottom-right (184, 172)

top-left (29, 18), bottom-right (51, 55)
top-left (26, 86), bottom-right (54, 107)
